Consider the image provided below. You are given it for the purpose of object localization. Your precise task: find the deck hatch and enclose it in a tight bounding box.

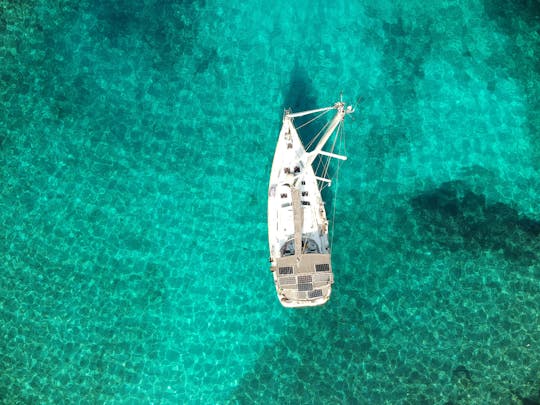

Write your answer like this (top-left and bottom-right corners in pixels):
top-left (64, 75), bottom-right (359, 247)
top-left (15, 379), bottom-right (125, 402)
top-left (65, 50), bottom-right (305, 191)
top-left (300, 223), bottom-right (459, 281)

top-left (297, 275), bottom-right (312, 284)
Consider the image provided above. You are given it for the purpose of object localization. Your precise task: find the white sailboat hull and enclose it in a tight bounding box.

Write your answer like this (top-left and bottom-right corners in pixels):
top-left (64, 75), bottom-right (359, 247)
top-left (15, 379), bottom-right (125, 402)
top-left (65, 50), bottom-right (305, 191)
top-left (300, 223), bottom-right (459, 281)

top-left (267, 107), bottom-right (342, 307)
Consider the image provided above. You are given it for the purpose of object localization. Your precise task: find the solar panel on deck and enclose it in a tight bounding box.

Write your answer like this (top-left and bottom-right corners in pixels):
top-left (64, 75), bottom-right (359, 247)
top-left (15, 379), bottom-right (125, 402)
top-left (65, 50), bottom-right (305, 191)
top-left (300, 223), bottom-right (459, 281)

top-left (315, 263), bottom-right (330, 272)
top-left (279, 266), bottom-right (293, 275)
top-left (298, 283), bottom-right (313, 292)
top-left (297, 275), bottom-right (312, 284)
top-left (308, 289), bottom-right (323, 298)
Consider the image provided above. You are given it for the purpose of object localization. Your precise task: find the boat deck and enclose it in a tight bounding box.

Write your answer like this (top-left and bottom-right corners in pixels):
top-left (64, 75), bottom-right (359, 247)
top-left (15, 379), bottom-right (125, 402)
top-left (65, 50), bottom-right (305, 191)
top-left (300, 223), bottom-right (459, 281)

top-left (273, 253), bottom-right (334, 306)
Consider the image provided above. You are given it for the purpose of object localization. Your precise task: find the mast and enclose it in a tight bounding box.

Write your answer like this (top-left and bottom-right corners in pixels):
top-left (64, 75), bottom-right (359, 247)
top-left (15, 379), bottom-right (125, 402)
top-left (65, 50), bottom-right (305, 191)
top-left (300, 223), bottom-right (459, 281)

top-left (307, 102), bottom-right (352, 164)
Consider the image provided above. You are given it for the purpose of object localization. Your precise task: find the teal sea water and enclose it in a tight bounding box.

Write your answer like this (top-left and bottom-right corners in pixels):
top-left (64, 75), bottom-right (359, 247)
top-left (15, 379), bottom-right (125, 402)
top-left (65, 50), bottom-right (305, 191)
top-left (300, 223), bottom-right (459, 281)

top-left (1, 0), bottom-right (539, 403)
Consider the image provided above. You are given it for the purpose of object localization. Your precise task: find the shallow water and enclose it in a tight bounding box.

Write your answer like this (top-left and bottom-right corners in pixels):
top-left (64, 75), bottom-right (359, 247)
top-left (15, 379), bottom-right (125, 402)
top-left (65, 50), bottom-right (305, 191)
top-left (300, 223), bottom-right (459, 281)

top-left (1, 0), bottom-right (539, 403)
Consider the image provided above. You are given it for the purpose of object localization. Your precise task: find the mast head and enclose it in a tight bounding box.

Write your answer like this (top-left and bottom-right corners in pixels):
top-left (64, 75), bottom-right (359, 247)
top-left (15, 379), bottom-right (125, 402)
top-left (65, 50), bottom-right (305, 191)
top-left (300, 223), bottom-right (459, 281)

top-left (283, 108), bottom-right (292, 120)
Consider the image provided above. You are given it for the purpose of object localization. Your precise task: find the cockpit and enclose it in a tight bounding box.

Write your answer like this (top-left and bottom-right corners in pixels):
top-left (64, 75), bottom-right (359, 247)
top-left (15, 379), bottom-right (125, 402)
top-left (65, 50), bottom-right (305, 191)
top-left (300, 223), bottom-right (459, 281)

top-left (280, 238), bottom-right (320, 257)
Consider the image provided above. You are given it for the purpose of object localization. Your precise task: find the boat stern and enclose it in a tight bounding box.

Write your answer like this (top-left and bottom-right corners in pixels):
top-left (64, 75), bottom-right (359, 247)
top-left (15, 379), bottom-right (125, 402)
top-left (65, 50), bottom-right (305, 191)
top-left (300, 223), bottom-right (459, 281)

top-left (271, 254), bottom-right (334, 308)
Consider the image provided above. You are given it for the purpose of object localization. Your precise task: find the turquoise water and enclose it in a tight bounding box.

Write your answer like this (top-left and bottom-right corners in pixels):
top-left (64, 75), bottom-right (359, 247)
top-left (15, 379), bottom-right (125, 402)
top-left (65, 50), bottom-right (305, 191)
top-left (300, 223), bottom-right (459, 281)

top-left (1, 0), bottom-right (539, 403)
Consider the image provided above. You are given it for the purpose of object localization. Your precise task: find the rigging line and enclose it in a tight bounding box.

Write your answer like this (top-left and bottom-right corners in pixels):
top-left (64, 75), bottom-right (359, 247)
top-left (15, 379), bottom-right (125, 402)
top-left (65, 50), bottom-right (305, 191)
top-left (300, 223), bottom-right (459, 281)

top-left (329, 134), bottom-right (345, 250)
top-left (329, 120), bottom-right (346, 249)
top-left (352, 96), bottom-right (364, 112)
top-left (318, 120), bottom-right (341, 192)
top-left (315, 156), bottom-right (322, 180)
top-left (320, 157), bottom-right (332, 187)
top-left (296, 109), bottom-right (332, 130)
top-left (312, 118), bottom-right (340, 181)
top-left (324, 122), bottom-right (341, 179)
top-left (330, 160), bottom-right (341, 250)
top-left (306, 119), bottom-right (332, 151)
top-left (319, 120), bottom-right (342, 183)
top-left (321, 156), bottom-right (328, 181)
top-left (341, 120), bottom-right (348, 157)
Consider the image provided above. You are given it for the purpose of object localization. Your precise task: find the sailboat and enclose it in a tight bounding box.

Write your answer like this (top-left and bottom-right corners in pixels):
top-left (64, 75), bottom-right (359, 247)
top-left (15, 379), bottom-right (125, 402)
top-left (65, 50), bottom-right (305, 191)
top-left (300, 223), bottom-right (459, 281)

top-left (268, 100), bottom-right (354, 307)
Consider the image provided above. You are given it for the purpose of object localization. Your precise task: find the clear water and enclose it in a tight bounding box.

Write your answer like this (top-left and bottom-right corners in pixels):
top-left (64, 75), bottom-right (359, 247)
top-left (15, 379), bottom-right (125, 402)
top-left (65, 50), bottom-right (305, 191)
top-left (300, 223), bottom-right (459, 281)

top-left (1, 0), bottom-right (539, 403)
